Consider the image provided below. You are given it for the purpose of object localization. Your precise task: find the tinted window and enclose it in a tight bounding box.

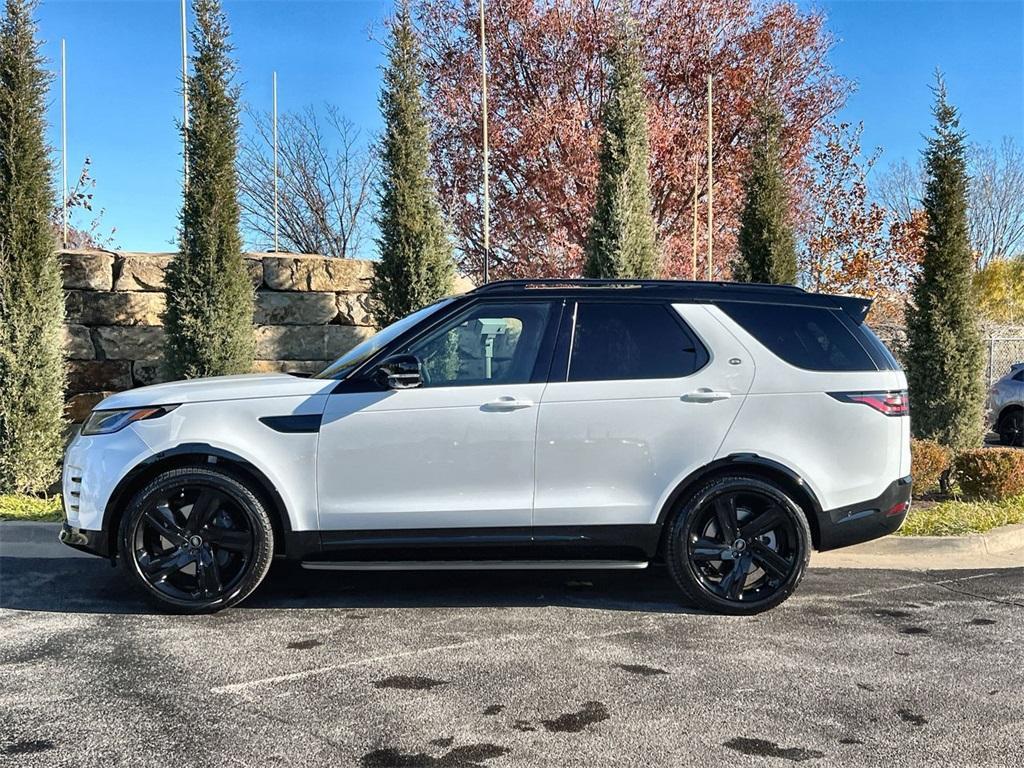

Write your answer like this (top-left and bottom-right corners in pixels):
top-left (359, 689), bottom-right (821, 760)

top-left (315, 299), bottom-right (454, 379)
top-left (720, 302), bottom-right (876, 372)
top-left (1013, 369), bottom-right (1024, 382)
top-left (402, 301), bottom-right (552, 387)
top-left (568, 302), bottom-right (706, 382)
top-left (857, 324), bottom-right (902, 371)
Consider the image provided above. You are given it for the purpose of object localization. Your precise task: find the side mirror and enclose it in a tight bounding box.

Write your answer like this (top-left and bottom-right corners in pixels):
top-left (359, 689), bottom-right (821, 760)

top-left (375, 354), bottom-right (422, 390)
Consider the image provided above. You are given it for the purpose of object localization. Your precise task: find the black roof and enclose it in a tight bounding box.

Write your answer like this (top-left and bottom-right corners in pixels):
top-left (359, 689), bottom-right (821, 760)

top-left (469, 279), bottom-right (872, 322)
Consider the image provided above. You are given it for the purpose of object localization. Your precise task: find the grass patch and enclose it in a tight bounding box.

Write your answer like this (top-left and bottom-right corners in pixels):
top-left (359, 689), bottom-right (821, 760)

top-left (0, 494), bottom-right (63, 522)
top-left (896, 494), bottom-right (1024, 536)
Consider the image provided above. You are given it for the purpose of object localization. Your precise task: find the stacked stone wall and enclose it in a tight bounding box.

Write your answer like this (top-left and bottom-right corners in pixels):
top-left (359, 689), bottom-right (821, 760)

top-left (61, 250), bottom-right (379, 421)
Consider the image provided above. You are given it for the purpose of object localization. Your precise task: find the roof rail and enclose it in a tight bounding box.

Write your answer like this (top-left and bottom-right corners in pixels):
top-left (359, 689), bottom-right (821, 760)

top-left (470, 278), bottom-right (807, 294)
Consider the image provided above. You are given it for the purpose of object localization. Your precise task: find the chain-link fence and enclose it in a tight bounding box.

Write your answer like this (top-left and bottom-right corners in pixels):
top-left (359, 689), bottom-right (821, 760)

top-left (985, 337), bottom-right (1024, 384)
top-left (870, 324), bottom-right (1024, 385)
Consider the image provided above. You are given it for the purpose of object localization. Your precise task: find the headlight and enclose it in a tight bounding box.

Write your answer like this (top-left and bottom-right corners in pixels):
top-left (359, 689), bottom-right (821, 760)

top-left (81, 405), bottom-right (179, 436)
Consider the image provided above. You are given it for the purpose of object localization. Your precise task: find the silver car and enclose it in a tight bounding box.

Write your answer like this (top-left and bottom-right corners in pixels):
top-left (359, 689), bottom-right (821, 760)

top-left (988, 363), bottom-right (1024, 446)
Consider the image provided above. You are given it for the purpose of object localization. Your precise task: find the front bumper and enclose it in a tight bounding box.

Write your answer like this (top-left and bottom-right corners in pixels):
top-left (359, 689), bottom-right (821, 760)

top-left (59, 522), bottom-right (111, 559)
top-left (815, 475), bottom-right (912, 551)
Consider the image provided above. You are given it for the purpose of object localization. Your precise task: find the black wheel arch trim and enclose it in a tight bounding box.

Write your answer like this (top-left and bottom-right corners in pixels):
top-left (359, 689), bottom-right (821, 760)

top-left (102, 443), bottom-right (294, 559)
top-left (655, 453), bottom-right (824, 545)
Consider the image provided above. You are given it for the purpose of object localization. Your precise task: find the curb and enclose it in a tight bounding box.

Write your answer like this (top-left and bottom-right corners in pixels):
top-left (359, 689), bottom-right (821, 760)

top-left (0, 520), bottom-right (63, 542)
top-left (811, 523), bottom-right (1024, 569)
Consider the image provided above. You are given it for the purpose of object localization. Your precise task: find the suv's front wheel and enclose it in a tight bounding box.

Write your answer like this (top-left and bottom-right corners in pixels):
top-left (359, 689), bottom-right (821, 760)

top-left (118, 465), bottom-right (274, 613)
top-left (666, 476), bottom-right (811, 615)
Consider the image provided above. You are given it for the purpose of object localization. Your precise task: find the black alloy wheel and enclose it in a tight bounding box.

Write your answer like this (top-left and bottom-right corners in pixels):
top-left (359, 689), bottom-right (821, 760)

top-left (666, 476), bottom-right (811, 615)
top-left (998, 409), bottom-right (1024, 447)
top-left (119, 466), bottom-right (274, 613)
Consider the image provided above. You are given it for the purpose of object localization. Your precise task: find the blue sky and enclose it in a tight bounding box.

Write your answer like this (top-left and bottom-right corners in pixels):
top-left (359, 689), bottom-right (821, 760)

top-left (34, 0), bottom-right (1024, 253)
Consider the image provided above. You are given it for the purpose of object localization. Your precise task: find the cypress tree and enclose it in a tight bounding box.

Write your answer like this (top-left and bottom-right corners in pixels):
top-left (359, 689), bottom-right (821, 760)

top-left (734, 98), bottom-right (797, 284)
top-left (583, 7), bottom-right (658, 279)
top-left (0, 0), bottom-right (65, 494)
top-left (368, 0), bottom-right (453, 327)
top-left (905, 77), bottom-right (985, 450)
top-left (164, 0), bottom-right (253, 379)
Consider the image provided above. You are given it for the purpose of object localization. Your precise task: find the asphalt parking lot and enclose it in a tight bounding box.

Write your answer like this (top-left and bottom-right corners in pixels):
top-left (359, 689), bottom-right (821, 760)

top-left (1, 525), bottom-right (1022, 767)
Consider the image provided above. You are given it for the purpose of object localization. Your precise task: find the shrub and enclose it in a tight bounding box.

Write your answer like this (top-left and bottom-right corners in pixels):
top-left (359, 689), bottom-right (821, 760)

top-left (910, 438), bottom-right (951, 495)
top-left (583, 9), bottom-right (658, 280)
top-left (903, 78), bottom-right (986, 451)
top-left (164, 0), bottom-right (254, 379)
top-left (733, 98), bottom-right (797, 285)
top-left (368, 1), bottom-right (453, 328)
top-left (0, 0), bottom-right (67, 494)
top-left (952, 448), bottom-right (1024, 500)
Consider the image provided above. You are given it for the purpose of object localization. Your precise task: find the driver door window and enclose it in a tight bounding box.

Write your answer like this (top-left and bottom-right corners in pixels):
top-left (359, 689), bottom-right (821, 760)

top-left (403, 302), bottom-right (553, 387)
top-left (317, 300), bottom-right (557, 530)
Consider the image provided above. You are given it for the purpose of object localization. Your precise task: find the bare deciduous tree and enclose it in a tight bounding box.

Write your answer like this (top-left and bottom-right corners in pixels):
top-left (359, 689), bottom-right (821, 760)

top-left (51, 156), bottom-right (118, 249)
top-left (969, 137), bottom-right (1024, 265)
top-left (875, 156), bottom-right (924, 225)
top-left (238, 104), bottom-right (374, 258)
top-left (875, 136), bottom-right (1024, 266)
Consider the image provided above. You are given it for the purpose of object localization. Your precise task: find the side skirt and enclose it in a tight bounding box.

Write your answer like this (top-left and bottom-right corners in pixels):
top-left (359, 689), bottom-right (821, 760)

top-left (302, 560), bottom-right (649, 571)
top-left (285, 524), bottom-right (661, 563)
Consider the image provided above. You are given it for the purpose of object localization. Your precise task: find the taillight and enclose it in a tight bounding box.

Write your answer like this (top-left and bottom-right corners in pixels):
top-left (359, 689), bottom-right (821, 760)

top-left (886, 501), bottom-right (910, 517)
top-left (829, 390), bottom-right (909, 417)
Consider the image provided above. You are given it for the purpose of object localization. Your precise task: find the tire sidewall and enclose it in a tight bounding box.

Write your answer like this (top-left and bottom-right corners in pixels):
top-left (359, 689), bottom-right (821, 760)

top-left (667, 476), bottom-right (811, 615)
top-left (998, 410), bottom-right (1023, 447)
top-left (118, 466), bottom-right (274, 614)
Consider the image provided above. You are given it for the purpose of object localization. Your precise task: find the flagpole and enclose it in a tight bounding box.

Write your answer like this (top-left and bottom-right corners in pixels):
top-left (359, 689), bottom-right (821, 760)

top-left (61, 38), bottom-right (67, 249)
top-left (706, 73), bottom-right (713, 281)
top-left (181, 0), bottom-right (188, 192)
top-left (479, 0), bottom-right (490, 284)
top-left (691, 157), bottom-right (698, 280)
top-left (273, 71), bottom-right (279, 252)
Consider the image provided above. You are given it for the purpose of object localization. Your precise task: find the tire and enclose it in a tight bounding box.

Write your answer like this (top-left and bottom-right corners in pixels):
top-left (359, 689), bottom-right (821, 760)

top-left (117, 465), bottom-right (274, 614)
top-left (997, 409), bottom-right (1024, 447)
top-left (665, 475), bottom-right (811, 615)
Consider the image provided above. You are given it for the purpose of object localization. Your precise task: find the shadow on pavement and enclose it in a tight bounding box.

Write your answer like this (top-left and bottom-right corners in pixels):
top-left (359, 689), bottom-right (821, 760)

top-left (0, 551), bottom-right (700, 616)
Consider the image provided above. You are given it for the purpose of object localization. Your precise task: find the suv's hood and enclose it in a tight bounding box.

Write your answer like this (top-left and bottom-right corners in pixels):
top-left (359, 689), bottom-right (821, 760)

top-left (97, 373), bottom-right (337, 410)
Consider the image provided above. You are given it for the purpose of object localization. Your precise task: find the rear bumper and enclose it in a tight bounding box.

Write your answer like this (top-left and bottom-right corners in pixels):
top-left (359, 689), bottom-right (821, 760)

top-left (59, 522), bottom-right (111, 559)
top-left (815, 475), bottom-right (912, 551)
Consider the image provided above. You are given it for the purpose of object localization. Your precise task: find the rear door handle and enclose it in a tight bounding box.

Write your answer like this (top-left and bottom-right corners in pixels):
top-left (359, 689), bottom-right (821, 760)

top-left (482, 396), bottom-right (534, 411)
top-left (682, 388), bottom-right (732, 403)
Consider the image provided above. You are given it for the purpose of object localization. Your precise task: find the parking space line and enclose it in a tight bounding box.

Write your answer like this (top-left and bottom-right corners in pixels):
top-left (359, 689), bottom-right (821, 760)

top-left (843, 572), bottom-right (997, 600)
top-left (210, 639), bottom-right (486, 695)
top-left (210, 624), bottom-right (649, 696)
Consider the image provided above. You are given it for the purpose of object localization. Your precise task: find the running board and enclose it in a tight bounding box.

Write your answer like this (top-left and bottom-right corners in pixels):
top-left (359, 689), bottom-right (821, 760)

top-left (301, 559), bottom-right (649, 572)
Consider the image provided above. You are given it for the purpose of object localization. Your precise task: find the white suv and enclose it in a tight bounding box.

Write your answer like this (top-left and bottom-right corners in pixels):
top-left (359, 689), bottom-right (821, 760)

top-left (61, 279), bottom-right (911, 615)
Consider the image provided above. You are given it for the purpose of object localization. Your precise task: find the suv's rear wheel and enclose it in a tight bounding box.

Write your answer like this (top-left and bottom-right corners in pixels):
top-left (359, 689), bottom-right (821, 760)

top-left (997, 408), bottom-right (1023, 447)
top-left (118, 465), bottom-right (274, 614)
top-left (666, 476), bottom-right (811, 615)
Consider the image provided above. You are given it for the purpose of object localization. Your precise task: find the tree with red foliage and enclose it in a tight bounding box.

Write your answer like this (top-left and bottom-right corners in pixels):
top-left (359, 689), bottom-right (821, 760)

top-left (800, 122), bottom-right (923, 324)
top-left (419, 0), bottom-right (847, 280)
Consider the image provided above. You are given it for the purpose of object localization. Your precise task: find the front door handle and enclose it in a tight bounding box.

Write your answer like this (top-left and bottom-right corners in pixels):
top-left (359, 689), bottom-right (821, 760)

top-left (482, 396), bottom-right (534, 411)
top-left (682, 388), bottom-right (732, 403)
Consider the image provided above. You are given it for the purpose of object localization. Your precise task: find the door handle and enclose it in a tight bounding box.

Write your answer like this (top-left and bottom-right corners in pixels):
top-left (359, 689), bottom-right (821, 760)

top-left (681, 388), bottom-right (732, 403)
top-left (482, 396), bottom-right (534, 411)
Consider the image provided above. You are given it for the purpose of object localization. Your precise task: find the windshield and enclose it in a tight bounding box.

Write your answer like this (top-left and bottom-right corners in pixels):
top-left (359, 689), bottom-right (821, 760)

top-left (313, 298), bottom-right (455, 380)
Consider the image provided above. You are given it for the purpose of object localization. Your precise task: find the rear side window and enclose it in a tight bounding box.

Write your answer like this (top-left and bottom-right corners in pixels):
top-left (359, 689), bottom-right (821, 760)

top-left (719, 302), bottom-right (877, 372)
top-left (856, 324), bottom-right (902, 371)
top-left (568, 302), bottom-right (707, 382)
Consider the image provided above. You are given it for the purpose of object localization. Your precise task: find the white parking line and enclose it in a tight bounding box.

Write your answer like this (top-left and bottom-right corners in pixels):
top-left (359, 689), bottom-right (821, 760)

top-left (843, 572), bottom-right (997, 600)
top-left (211, 625), bottom-right (646, 696)
top-left (210, 639), bottom-right (484, 695)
